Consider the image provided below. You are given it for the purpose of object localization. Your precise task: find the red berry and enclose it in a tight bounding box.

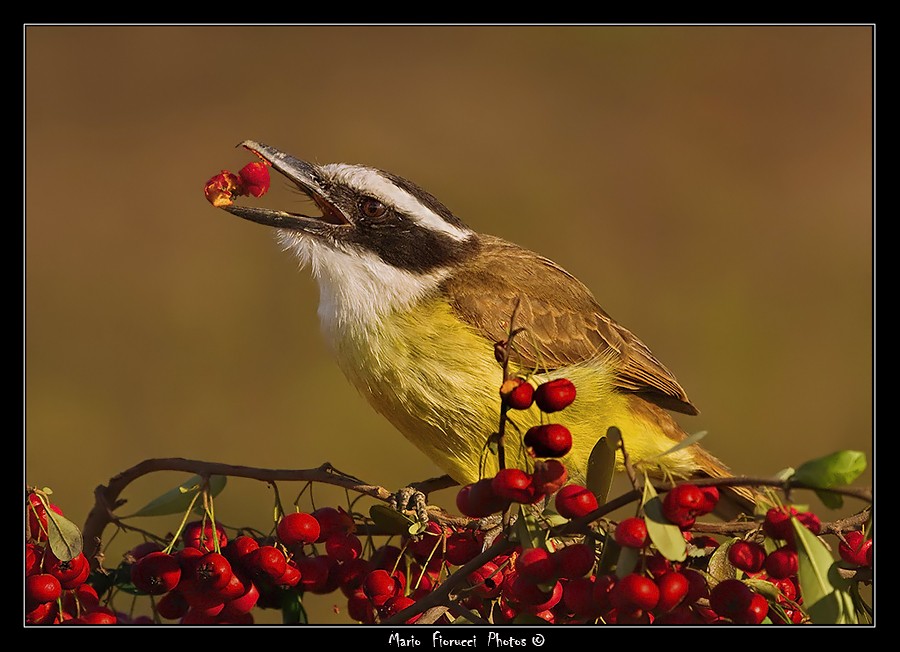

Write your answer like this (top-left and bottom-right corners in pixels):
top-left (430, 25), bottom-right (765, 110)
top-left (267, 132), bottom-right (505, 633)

top-left (610, 573), bottom-right (659, 612)
top-left (182, 520), bottom-right (227, 552)
top-left (45, 551), bottom-right (90, 590)
top-left (502, 570), bottom-right (561, 610)
top-left (237, 161), bottom-right (270, 198)
top-left (62, 583), bottom-right (100, 614)
top-left (456, 478), bottom-right (510, 518)
top-left (131, 551), bottom-right (181, 595)
top-left (245, 545), bottom-right (287, 581)
top-left (554, 484), bottom-right (598, 519)
top-left (26, 601), bottom-right (57, 625)
top-left (524, 423), bottom-right (573, 458)
top-left (615, 517), bottom-right (650, 548)
top-left (277, 512), bottom-right (321, 547)
top-left (592, 573), bottom-right (617, 610)
top-left (764, 546), bottom-right (799, 579)
top-left (325, 532), bottom-right (363, 562)
top-left (347, 589), bottom-right (376, 623)
top-left (562, 576), bottom-right (601, 618)
top-left (192, 552), bottom-right (233, 591)
top-left (491, 468), bottom-right (536, 504)
top-left (223, 581), bottom-right (260, 615)
top-left (519, 580), bottom-right (563, 614)
top-left (379, 595), bottom-right (421, 624)
top-left (698, 486), bottom-right (720, 514)
top-left (728, 540), bottom-right (767, 573)
top-left (534, 378), bottom-right (576, 412)
top-left (336, 558), bottom-right (373, 597)
top-left (467, 561), bottom-right (504, 599)
top-left (26, 573), bottom-right (62, 607)
top-left (25, 543), bottom-right (42, 576)
top-left (770, 575), bottom-right (798, 603)
top-left (203, 171), bottom-right (242, 207)
top-left (445, 531), bottom-right (484, 566)
top-left (312, 506), bottom-right (355, 543)
top-left (656, 571), bottom-right (689, 613)
top-left (363, 569), bottom-right (399, 606)
top-left (838, 530), bottom-right (873, 567)
top-left (645, 552), bottom-right (672, 579)
top-left (516, 547), bottom-right (557, 583)
top-left (290, 556), bottom-right (326, 592)
top-left (763, 506), bottom-right (798, 541)
top-left (501, 378), bottom-right (534, 410)
top-left (126, 541), bottom-right (164, 562)
top-left (156, 590), bottom-right (190, 620)
top-left (682, 568), bottom-right (710, 605)
top-left (662, 484), bottom-right (705, 528)
top-left (225, 535), bottom-right (259, 566)
top-left (532, 459), bottom-right (568, 495)
top-left (274, 561), bottom-right (303, 589)
top-left (553, 542), bottom-right (595, 579)
top-left (709, 579), bottom-right (753, 619)
top-left (734, 592), bottom-right (769, 625)
top-left (78, 608), bottom-right (117, 624)
top-left (795, 511), bottom-right (822, 537)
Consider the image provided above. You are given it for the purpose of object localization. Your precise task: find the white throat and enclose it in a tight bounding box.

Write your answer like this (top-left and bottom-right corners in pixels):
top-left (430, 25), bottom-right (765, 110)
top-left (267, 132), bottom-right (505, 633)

top-left (276, 230), bottom-right (450, 336)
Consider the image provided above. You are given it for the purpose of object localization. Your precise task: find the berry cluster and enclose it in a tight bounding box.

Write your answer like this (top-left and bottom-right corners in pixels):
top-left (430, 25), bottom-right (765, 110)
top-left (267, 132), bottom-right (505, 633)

top-left (25, 371), bottom-right (873, 625)
top-left (26, 491), bottom-right (117, 624)
top-left (204, 161), bottom-right (271, 207)
top-left (126, 506), bottom-right (359, 624)
top-left (458, 378), bottom-right (584, 517)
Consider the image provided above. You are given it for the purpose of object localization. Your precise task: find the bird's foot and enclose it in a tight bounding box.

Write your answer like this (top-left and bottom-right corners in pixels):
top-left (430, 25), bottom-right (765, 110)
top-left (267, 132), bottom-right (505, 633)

top-left (388, 486), bottom-right (430, 527)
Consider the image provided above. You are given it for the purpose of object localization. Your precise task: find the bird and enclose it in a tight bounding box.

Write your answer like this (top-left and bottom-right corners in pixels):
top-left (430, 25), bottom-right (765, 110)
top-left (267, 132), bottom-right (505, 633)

top-left (219, 139), bottom-right (754, 516)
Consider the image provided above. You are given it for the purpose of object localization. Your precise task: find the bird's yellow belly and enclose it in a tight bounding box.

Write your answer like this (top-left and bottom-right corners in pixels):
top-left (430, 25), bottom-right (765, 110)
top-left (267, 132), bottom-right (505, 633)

top-left (326, 299), bottom-right (699, 486)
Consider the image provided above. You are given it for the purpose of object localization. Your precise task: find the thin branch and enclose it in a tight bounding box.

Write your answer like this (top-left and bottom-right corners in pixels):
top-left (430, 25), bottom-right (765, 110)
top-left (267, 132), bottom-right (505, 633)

top-left (381, 533), bottom-right (516, 625)
top-left (82, 458), bottom-right (395, 568)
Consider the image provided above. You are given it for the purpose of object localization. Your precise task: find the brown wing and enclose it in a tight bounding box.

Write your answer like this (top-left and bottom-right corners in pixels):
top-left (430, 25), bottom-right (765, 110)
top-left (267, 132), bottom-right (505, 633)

top-left (443, 235), bottom-right (698, 415)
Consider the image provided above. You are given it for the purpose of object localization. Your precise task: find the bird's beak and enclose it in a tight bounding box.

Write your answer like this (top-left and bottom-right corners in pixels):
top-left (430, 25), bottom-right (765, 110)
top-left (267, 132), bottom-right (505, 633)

top-left (221, 140), bottom-right (350, 233)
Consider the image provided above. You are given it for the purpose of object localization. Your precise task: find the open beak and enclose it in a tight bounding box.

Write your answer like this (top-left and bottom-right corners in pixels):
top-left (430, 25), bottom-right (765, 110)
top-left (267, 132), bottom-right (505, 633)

top-left (221, 140), bottom-right (349, 233)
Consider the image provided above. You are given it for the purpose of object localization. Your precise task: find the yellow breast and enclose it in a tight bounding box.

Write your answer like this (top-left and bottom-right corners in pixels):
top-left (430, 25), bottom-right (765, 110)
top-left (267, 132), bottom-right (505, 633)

top-left (326, 297), bottom-right (700, 486)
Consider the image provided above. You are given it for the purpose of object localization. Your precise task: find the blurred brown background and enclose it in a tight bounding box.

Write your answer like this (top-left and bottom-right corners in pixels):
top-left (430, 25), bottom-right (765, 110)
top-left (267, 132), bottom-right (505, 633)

top-left (25, 25), bottom-right (872, 623)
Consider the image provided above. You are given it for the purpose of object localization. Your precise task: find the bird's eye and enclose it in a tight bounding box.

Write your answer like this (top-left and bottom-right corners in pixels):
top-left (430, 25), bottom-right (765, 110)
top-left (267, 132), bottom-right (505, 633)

top-left (360, 197), bottom-right (388, 219)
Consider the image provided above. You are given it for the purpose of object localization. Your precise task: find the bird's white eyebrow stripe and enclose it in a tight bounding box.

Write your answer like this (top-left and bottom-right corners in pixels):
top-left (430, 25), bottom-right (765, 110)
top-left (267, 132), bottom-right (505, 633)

top-left (323, 164), bottom-right (472, 242)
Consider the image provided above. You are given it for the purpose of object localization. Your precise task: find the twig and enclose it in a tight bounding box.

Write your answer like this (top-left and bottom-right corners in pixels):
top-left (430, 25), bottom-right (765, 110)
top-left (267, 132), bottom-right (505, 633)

top-left (82, 458), bottom-right (395, 568)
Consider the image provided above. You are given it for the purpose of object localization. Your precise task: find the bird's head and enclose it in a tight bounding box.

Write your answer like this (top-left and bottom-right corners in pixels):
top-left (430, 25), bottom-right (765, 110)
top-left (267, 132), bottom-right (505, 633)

top-left (223, 140), bottom-right (480, 330)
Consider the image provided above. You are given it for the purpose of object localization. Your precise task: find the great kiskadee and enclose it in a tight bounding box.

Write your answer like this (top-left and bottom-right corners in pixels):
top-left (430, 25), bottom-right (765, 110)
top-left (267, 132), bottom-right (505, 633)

top-left (221, 140), bottom-right (753, 514)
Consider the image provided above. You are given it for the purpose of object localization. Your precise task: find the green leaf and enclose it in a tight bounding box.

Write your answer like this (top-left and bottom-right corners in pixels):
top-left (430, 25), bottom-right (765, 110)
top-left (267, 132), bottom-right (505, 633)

top-left (746, 578), bottom-right (783, 601)
top-left (281, 590), bottom-right (307, 624)
top-left (791, 517), bottom-right (857, 624)
top-left (45, 510), bottom-right (83, 562)
top-left (597, 535), bottom-right (620, 576)
top-left (126, 475), bottom-right (227, 518)
top-left (586, 427), bottom-right (620, 505)
top-left (773, 467), bottom-right (795, 482)
top-left (645, 430), bottom-right (708, 461)
top-left (815, 490), bottom-right (845, 509)
top-left (614, 545), bottom-right (640, 578)
top-left (707, 539), bottom-right (738, 583)
top-left (642, 481), bottom-right (687, 562)
top-left (511, 505), bottom-right (546, 550)
top-left (792, 450), bottom-right (866, 489)
top-left (369, 504), bottom-right (418, 535)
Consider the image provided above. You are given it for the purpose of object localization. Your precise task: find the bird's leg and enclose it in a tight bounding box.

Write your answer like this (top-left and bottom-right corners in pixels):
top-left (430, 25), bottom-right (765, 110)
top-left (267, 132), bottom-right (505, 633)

top-left (387, 474), bottom-right (459, 526)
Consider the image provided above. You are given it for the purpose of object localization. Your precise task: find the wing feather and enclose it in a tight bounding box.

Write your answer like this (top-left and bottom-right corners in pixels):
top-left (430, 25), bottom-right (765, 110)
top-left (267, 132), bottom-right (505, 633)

top-left (443, 236), bottom-right (698, 415)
